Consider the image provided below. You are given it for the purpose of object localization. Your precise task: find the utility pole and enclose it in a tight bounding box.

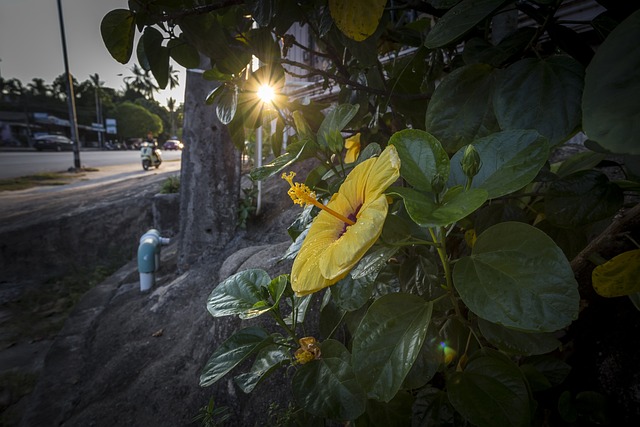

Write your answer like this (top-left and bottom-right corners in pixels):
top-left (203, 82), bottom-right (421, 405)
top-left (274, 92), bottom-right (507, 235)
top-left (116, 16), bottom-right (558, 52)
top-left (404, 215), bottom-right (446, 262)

top-left (56, 0), bottom-right (81, 169)
top-left (94, 84), bottom-right (103, 148)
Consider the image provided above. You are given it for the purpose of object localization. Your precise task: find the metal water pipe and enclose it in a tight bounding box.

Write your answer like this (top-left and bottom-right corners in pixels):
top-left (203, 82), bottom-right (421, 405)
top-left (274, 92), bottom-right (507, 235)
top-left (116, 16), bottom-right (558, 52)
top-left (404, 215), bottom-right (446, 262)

top-left (138, 229), bottom-right (170, 292)
top-left (255, 126), bottom-right (262, 215)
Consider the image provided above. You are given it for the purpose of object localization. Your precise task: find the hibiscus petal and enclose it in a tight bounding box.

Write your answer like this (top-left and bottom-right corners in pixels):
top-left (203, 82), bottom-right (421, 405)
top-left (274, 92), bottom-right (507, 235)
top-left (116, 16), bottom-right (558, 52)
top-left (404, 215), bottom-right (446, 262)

top-left (291, 211), bottom-right (343, 295)
top-left (319, 195), bottom-right (388, 280)
top-left (365, 144), bottom-right (401, 197)
top-left (333, 157), bottom-right (376, 213)
top-left (290, 145), bottom-right (401, 296)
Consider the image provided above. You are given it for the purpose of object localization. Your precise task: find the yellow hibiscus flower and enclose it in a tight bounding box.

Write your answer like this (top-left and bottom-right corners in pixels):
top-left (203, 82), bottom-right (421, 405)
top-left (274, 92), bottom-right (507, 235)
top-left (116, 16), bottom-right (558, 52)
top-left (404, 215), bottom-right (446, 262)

top-left (344, 133), bottom-right (361, 163)
top-left (283, 145), bottom-right (400, 296)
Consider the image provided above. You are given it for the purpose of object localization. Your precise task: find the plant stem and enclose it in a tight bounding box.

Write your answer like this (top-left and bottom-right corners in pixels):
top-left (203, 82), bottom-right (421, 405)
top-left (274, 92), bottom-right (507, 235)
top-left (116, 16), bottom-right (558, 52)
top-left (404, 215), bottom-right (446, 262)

top-left (271, 310), bottom-right (298, 342)
top-left (429, 227), bottom-right (462, 319)
top-left (327, 310), bottom-right (348, 340)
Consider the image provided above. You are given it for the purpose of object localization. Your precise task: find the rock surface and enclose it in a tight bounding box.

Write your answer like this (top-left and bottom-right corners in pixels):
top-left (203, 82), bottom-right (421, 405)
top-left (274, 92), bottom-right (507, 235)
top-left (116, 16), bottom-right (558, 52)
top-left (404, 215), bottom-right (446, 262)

top-left (8, 166), bottom-right (302, 426)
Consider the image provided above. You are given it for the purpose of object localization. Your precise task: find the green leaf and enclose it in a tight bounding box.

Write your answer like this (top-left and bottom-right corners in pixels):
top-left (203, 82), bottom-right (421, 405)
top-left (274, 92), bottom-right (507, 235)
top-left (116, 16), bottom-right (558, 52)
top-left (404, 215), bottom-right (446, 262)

top-left (463, 28), bottom-right (537, 67)
top-left (268, 274), bottom-right (289, 304)
top-left (179, 13), bottom-right (251, 75)
top-left (522, 355), bottom-right (571, 388)
top-left (317, 104), bottom-right (359, 152)
top-left (292, 110), bottom-right (315, 140)
top-left (453, 222), bottom-right (579, 332)
top-left (389, 186), bottom-right (488, 228)
top-left (449, 130), bottom-right (550, 199)
top-left (519, 364), bottom-right (552, 392)
top-left (284, 293), bottom-right (313, 326)
top-left (249, 138), bottom-right (315, 181)
top-left (583, 10), bottom-right (640, 155)
top-left (554, 150), bottom-right (607, 178)
top-left (357, 391), bottom-right (414, 427)
top-left (494, 56), bottom-right (585, 145)
top-left (331, 274), bottom-right (377, 312)
top-left (330, 274), bottom-right (375, 311)
top-left (350, 245), bottom-right (400, 280)
top-left (425, 0), bottom-right (507, 48)
top-left (328, 0), bottom-right (386, 41)
top-left (234, 344), bottom-right (290, 393)
top-left (246, 0), bottom-right (274, 26)
top-left (227, 112), bottom-right (247, 151)
top-left (447, 349), bottom-right (532, 427)
top-left (206, 269), bottom-right (271, 319)
top-left (424, 64), bottom-right (500, 153)
top-left (412, 386), bottom-right (457, 426)
top-left (478, 318), bottom-right (561, 356)
top-left (592, 249), bottom-right (640, 297)
top-left (167, 36), bottom-right (201, 68)
top-left (247, 27), bottom-right (281, 65)
top-left (200, 327), bottom-right (272, 387)
top-left (142, 27), bottom-right (170, 89)
top-left (401, 328), bottom-right (442, 389)
top-left (544, 170), bottom-right (623, 227)
top-left (271, 118), bottom-right (284, 157)
top-left (202, 67), bottom-right (234, 82)
top-left (135, 35), bottom-right (151, 71)
top-left (398, 251), bottom-right (443, 299)
top-left (205, 84), bottom-right (224, 105)
top-left (389, 129), bottom-right (449, 192)
top-left (352, 293), bottom-right (433, 402)
top-left (292, 340), bottom-right (366, 420)
top-left (216, 85), bottom-right (238, 124)
top-left (320, 298), bottom-right (345, 339)
top-left (101, 9), bottom-right (135, 64)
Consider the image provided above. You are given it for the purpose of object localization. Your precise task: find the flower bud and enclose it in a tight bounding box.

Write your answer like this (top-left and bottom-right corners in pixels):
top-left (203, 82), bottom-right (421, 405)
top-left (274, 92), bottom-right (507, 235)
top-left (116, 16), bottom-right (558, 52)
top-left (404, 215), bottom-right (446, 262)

top-left (460, 144), bottom-right (481, 179)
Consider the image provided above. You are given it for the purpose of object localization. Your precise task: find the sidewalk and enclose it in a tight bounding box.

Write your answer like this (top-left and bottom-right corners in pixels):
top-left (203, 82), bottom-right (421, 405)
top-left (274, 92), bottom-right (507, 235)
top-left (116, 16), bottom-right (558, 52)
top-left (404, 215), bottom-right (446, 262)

top-left (0, 160), bottom-right (181, 230)
top-left (60, 160), bottom-right (182, 190)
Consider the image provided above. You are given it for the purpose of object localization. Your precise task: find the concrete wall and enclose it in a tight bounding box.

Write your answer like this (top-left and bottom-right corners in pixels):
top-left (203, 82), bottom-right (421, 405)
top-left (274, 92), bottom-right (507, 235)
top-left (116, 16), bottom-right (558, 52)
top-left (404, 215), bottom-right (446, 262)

top-left (0, 190), bottom-right (180, 283)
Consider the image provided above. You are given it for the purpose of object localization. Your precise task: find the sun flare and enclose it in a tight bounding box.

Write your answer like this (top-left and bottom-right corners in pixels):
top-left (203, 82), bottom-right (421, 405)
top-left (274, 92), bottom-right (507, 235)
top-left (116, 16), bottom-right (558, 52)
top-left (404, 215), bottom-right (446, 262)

top-left (257, 84), bottom-right (275, 103)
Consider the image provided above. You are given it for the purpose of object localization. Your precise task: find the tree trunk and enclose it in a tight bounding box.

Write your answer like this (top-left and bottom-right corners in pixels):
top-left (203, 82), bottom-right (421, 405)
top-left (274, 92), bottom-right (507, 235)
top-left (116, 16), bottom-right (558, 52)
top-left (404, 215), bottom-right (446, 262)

top-left (177, 69), bottom-right (240, 271)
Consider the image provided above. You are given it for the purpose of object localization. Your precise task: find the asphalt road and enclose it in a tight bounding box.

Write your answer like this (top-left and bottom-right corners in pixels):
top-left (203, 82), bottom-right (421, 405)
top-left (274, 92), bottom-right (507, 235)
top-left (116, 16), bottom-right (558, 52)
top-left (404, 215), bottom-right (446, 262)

top-left (0, 153), bottom-right (182, 231)
top-left (0, 149), bottom-right (183, 179)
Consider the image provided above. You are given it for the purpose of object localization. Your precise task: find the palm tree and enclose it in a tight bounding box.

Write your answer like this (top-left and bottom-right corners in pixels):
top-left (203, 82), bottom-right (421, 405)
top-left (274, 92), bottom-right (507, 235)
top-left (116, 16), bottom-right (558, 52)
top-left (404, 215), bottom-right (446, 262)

top-left (124, 64), bottom-right (158, 100)
top-left (89, 73), bottom-right (105, 147)
top-left (167, 65), bottom-right (180, 91)
top-left (52, 73), bottom-right (79, 101)
top-left (167, 97), bottom-right (176, 137)
top-left (4, 78), bottom-right (33, 143)
top-left (27, 78), bottom-right (51, 98)
top-left (3, 78), bottom-right (24, 102)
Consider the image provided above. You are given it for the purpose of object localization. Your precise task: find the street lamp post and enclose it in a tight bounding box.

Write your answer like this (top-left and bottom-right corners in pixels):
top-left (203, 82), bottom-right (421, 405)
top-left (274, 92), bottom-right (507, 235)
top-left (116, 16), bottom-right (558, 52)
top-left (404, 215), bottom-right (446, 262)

top-left (255, 84), bottom-right (277, 216)
top-left (56, 0), bottom-right (81, 170)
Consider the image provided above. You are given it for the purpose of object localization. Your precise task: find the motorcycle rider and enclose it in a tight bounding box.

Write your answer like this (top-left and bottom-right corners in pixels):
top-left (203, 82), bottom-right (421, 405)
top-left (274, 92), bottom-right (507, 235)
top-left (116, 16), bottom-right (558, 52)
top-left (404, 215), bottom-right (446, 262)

top-left (145, 131), bottom-right (161, 162)
top-left (141, 131), bottom-right (162, 170)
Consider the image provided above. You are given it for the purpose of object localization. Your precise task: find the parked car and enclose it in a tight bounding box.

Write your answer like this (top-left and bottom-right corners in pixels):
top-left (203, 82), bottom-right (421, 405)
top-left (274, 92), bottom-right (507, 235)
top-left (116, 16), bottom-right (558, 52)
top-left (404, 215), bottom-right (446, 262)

top-left (33, 134), bottom-right (74, 151)
top-left (163, 139), bottom-right (183, 150)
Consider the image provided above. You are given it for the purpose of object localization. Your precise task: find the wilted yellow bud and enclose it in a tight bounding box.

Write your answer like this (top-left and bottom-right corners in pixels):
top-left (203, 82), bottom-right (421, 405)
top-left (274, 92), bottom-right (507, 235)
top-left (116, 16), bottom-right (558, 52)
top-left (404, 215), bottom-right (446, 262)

top-left (294, 336), bottom-right (321, 364)
top-left (294, 349), bottom-right (315, 365)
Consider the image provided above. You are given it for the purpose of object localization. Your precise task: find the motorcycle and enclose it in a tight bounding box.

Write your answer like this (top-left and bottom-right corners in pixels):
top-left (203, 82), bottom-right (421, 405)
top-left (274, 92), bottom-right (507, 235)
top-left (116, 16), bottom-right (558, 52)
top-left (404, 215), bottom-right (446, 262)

top-left (140, 141), bottom-right (162, 170)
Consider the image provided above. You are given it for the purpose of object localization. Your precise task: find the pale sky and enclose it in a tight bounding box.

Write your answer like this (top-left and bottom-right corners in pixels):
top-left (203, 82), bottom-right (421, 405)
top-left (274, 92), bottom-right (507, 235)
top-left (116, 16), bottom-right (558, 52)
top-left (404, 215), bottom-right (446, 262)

top-left (0, 0), bottom-right (185, 107)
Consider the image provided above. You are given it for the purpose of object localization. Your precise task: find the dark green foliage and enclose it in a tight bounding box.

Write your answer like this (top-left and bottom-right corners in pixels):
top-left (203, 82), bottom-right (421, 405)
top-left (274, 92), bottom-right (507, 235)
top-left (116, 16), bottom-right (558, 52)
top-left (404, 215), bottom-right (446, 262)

top-left (100, 1), bottom-right (640, 425)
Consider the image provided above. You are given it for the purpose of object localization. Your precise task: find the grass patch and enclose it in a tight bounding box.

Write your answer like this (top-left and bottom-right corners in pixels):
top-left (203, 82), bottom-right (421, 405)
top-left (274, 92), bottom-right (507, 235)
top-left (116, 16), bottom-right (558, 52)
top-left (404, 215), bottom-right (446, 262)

top-left (160, 175), bottom-right (180, 194)
top-left (0, 172), bottom-right (85, 192)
